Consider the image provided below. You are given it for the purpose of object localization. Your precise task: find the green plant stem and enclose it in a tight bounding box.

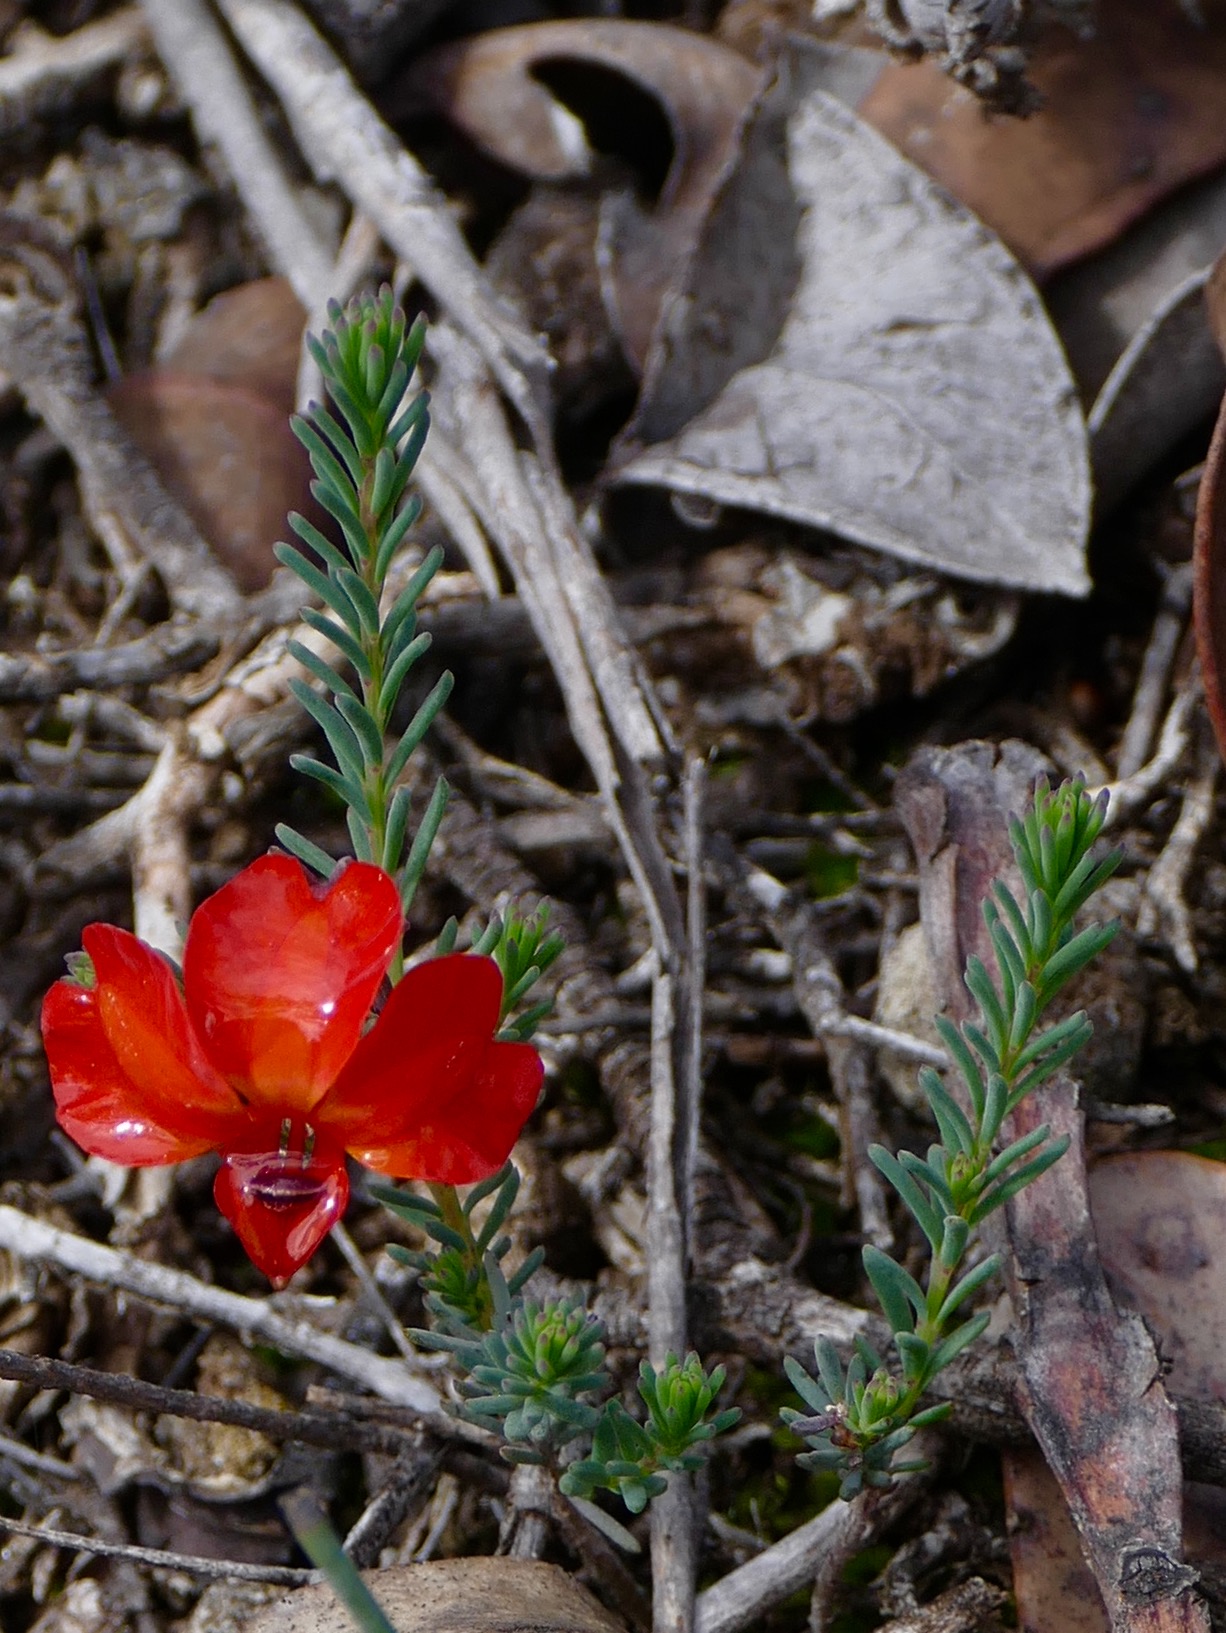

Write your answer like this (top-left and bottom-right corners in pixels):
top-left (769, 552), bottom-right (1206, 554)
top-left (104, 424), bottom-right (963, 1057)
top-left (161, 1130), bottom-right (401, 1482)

top-left (428, 1181), bottom-right (493, 1330)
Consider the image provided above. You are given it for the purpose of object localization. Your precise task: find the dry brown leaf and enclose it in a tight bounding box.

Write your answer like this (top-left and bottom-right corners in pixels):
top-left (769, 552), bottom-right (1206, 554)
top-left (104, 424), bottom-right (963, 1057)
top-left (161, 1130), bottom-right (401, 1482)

top-left (859, 0), bottom-right (1226, 281)
top-left (106, 276), bottom-right (315, 591)
top-left (160, 275), bottom-right (307, 412)
top-left (614, 47), bottom-right (1091, 596)
top-left (108, 372), bottom-right (306, 593)
top-left (407, 21), bottom-right (763, 369)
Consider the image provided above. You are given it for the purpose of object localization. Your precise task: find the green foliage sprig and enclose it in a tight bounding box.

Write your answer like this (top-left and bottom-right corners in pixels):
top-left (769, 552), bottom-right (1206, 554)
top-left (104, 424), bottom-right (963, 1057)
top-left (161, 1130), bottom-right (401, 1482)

top-left (279, 300), bottom-right (738, 1544)
top-left (784, 778), bottom-right (1121, 1498)
top-left (561, 1354), bottom-right (741, 1515)
top-left (372, 915), bottom-right (738, 1539)
top-left (275, 288), bottom-right (450, 915)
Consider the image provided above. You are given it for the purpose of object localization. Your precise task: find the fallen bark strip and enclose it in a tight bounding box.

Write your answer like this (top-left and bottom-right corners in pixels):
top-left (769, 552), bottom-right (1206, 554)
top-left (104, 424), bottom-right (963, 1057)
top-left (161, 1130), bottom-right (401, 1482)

top-left (896, 740), bottom-right (1208, 1633)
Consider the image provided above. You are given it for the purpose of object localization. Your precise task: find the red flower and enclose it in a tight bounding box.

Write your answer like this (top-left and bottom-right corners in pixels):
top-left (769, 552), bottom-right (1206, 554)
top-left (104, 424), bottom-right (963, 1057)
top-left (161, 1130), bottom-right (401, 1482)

top-left (41, 855), bottom-right (544, 1286)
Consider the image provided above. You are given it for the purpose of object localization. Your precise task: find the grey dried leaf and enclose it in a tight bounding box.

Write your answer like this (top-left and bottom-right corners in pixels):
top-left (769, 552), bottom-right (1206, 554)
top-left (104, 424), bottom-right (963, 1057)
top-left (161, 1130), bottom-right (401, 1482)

top-left (1088, 270), bottom-right (1226, 517)
top-left (612, 49), bottom-right (1092, 598)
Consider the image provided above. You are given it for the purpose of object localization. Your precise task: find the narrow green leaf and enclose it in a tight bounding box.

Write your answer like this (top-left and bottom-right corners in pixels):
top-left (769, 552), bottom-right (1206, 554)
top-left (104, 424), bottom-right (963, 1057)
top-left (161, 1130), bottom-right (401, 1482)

top-left (869, 1146), bottom-right (944, 1250)
top-left (347, 805), bottom-right (374, 862)
top-left (1012, 1009), bottom-right (1090, 1073)
top-left (982, 1123), bottom-right (1054, 1186)
top-left (813, 1338), bottom-right (846, 1405)
top-left (369, 444), bottom-right (396, 521)
top-left (288, 510), bottom-right (356, 580)
top-left (373, 493), bottom-right (423, 583)
top-left (373, 358), bottom-right (409, 430)
top-left (935, 1253), bottom-right (1001, 1326)
top-left (273, 823), bottom-right (335, 878)
top-left (919, 1067), bottom-right (974, 1156)
top-left (287, 639), bottom-right (360, 705)
top-left (401, 775), bottom-right (448, 912)
top-left (383, 783), bottom-right (412, 874)
top-left (979, 1070), bottom-right (1009, 1150)
top-left (385, 672), bottom-right (454, 786)
top-left (899, 1147), bottom-right (955, 1213)
top-left (1007, 979), bottom-right (1037, 1056)
top-left (992, 882), bottom-right (1033, 966)
top-left (377, 631), bottom-right (432, 721)
top-left (290, 753), bottom-right (370, 819)
top-left (300, 608), bottom-right (371, 681)
top-left (937, 1213), bottom-right (969, 1271)
top-left (927, 1310), bottom-right (991, 1374)
top-left (971, 1135), bottom-right (1071, 1221)
top-left (895, 1332), bottom-right (930, 1387)
top-left (289, 681), bottom-right (368, 788)
top-left (1035, 924), bottom-right (1118, 1003)
top-left (274, 542), bottom-right (364, 638)
top-left (337, 566), bottom-right (381, 639)
top-left (335, 691), bottom-right (385, 769)
top-left (293, 411), bottom-right (363, 496)
top-left (962, 1022), bottom-right (1000, 1075)
top-left (933, 1015), bottom-right (986, 1120)
top-left (964, 956), bottom-right (1007, 1056)
top-left (862, 1246), bottom-right (923, 1335)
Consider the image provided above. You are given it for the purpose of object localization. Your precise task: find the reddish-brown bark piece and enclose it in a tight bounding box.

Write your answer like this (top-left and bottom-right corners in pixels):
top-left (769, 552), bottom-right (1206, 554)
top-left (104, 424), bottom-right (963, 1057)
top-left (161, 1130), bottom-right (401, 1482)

top-left (1193, 385), bottom-right (1226, 769)
top-left (896, 742), bottom-right (1208, 1633)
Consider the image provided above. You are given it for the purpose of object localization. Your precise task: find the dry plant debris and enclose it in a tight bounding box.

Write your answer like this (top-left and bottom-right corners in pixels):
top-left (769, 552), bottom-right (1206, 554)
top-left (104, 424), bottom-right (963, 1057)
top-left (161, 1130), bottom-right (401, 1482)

top-left (2, 4), bottom-right (1226, 1633)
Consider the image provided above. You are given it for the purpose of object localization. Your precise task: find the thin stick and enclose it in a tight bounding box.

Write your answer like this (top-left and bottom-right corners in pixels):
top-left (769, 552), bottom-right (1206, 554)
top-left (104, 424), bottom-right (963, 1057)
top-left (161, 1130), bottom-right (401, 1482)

top-left (213, 0), bottom-right (548, 430)
top-left (0, 1206), bottom-right (444, 1415)
top-left (331, 1220), bottom-right (425, 1368)
top-left (0, 1348), bottom-right (421, 1457)
top-left (0, 1513), bottom-right (318, 1586)
top-left (138, 0), bottom-right (333, 305)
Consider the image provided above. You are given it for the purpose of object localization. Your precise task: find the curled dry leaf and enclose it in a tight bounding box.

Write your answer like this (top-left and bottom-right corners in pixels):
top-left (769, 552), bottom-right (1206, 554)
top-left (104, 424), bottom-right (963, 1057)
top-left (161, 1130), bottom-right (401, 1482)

top-left (859, 0), bottom-right (1226, 281)
top-left (107, 277), bottom-right (314, 591)
top-left (613, 46), bottom-right (1091, 596)
top-left (1193, 380), bottom-right (1226, 766)
top-left (1007, 1152), bottom-right (1226, 1632)
top-left (250, 1557), bottom-right (628, 1633)
top-left (1088, 270), bottom-right (1226, 517)
top-left (408, 20), bottom-right (763, 370)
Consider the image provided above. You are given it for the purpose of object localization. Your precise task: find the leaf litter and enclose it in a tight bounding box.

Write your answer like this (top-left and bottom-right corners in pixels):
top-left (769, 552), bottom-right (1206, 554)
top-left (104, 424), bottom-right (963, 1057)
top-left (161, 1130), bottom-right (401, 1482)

top-left (3, 4), bottom-right (1226, 1632)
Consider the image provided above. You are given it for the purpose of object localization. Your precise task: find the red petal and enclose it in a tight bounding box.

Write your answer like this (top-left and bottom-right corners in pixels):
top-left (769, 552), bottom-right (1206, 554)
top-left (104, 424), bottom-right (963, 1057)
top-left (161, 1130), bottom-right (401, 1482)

top-left (43, 928), bottom-right (241, 1165)
top-left (214, 1122), bottom-right (348, 1287)
top-left (347, 1043), bottom-right (544, 1183)
top-left (183, 855), bottom-right (402, 1113)
top-left (318, 955), bottom-right (543, 1182)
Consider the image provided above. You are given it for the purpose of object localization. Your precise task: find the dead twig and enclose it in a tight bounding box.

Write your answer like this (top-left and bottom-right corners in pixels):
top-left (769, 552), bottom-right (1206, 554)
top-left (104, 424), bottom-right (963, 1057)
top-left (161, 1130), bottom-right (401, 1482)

top-left (0, 1514), bottom-right (319, 1586)
top-left (695, 1442), bottom-right (937, 1633)
top-left (138, 0), bottom-right (334, 305)
top-left (0, 1206), bottom-right (446, 1417)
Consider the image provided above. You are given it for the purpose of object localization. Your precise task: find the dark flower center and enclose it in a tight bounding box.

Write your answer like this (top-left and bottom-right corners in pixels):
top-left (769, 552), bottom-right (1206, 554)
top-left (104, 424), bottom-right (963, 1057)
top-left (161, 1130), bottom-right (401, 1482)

top-left (246, 1163), bottom-right (328, 1211)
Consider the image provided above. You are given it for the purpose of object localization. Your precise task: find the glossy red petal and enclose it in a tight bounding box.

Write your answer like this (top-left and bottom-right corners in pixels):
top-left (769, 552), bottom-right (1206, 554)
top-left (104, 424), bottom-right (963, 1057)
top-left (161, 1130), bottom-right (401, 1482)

top-left (316, 953), bottom-right (505, 1146)
top-left (183, 855), bottom-right (402, 1113)
top-left (43, 929), bottom-right (242, 1165)
top-left (344, 1040), bottom-right (544, 1183)
top-left (214, 1122), bottom-right (349, 1287)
